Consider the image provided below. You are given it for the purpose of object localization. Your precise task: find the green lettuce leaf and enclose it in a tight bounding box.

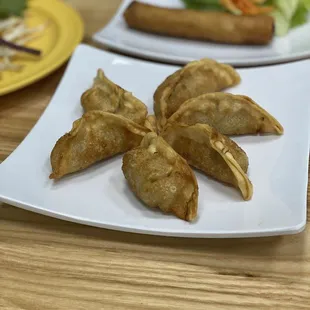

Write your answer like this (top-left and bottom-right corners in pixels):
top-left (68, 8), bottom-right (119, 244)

top-left (302, 0), bottom-right (310, 10)
top-left (275, 0), bottom-right (299, 20)
top-left (0, 0), bottom-right (27, 18)
top-left (268, 0), bottom-right (310, 36)
top-left (270, 10), bottom-right (290, 36)
top-left (181, 0), bottom-right (224, 11)
top-left (291, 2), bottom-right (308, 28)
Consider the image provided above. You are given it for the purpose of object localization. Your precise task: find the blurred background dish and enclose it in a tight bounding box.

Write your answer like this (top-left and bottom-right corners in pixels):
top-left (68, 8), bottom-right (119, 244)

top-left (0, 0), bottom-right (83, 96)
top-left (93, 0), bottom-right (310, 66)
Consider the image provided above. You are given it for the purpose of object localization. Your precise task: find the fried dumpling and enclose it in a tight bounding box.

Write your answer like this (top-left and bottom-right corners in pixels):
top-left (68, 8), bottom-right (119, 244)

top-left (81, 69), bottom-right (148, 125)
top-left (154, 58), bottom-right (241, 128)
top-left (50, 111), bottom-right (149, 179)
top-left (168, 93), bottom-right (283, 136)
top-left (161, 123), bottom-right (253, 200)
top-left (122, 132), bottom-right (199, 221)
top-left (144, 115), bottom-right (158, 134)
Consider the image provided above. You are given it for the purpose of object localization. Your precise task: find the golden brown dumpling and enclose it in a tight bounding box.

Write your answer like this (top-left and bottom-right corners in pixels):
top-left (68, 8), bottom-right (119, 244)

top-left (154, 58), bottom-right (241, 129)
top-left (161, 123), bottom-right (253, 200)
top-left (144, 115), bottom-right (158, 134)
top-left (168, 93), bottom-right (283, 135)
top-left (81, 69), bottom-right (148, 125)
top-left (50, 111), bottom-right (149, 179)
top-left (122, 132), bottom-right (199, 221)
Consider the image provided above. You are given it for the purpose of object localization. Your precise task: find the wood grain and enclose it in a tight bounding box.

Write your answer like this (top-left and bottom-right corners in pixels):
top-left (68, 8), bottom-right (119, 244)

top-left (1, 1), bottom-right (310, 309)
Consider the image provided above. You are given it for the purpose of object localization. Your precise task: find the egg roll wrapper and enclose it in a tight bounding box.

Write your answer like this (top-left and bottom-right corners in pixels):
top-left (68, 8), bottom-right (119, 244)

top-left (124, 1), bottom-right (274, 45)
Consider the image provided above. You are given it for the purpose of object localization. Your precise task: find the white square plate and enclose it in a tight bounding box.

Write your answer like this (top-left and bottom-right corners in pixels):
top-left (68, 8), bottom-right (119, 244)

top-left (0, 44), bottom-right (309, 238)
top-left (93, 0), bottom-right (310, 67)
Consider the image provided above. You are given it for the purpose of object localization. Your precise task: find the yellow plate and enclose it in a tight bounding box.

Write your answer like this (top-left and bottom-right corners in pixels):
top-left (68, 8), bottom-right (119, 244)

top-left (0, 0), bottom-right (84, 96)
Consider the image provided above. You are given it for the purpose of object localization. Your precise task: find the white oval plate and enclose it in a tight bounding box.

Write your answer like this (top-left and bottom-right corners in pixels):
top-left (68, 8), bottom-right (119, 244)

top-left (93, 0), bottom-right (310, 67)
top-left (0, 44), bottom-right (308, 238)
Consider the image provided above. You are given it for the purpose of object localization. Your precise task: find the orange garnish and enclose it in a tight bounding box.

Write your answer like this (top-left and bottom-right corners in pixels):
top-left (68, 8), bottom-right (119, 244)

top-left (220, 0), bottom-right (274, 15)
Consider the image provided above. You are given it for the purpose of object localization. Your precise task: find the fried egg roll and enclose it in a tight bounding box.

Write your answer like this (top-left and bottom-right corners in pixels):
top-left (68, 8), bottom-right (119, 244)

top-left (123, 1), bottom-right (274, 45)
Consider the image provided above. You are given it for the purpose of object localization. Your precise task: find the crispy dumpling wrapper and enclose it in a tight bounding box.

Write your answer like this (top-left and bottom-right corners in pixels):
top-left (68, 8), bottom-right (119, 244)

top-left (50, 111), bottom-right (150, 179)
top-left (144, 115), bottom-right (158, 134)
top-left (122, 132), bottom-right (199, 221)
top-left (168, 93), bottom-right (283, 136)
top-left (81, 69), bottom-right (148, 125)
top-left (154, 58), bottom-right (241, 129)
top-left (161, 123), bottom-right (253, 200)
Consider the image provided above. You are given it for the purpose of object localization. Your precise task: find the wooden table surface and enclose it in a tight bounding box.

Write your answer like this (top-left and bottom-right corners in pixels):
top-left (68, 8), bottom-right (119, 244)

top-left (1, 1), bottom-right (310, 309)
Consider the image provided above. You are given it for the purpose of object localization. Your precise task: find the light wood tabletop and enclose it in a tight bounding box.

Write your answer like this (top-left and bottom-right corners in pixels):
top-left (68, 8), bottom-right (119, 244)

top-left (1, 1), bottom-right (310, 309)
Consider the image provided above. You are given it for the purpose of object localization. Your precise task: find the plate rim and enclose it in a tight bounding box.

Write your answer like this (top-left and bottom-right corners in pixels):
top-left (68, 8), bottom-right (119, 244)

top-left (0, 0), bottom-right (84, 96)
top-left (93, 0), bottom-right (310, 67)
top-left (0, 44), bottom-right (308, 238)
top-left (0, 194), bottom-right (306, 238)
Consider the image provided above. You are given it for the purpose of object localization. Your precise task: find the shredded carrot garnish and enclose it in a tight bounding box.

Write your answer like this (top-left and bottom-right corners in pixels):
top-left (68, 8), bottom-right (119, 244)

top-left (220, 0), bottom-right (274, 15)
